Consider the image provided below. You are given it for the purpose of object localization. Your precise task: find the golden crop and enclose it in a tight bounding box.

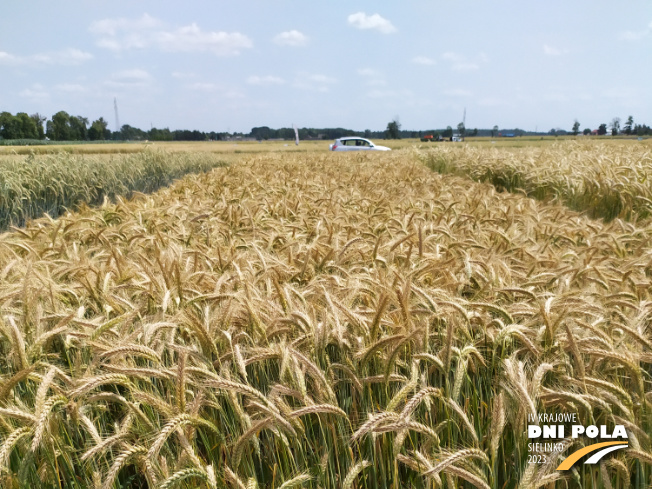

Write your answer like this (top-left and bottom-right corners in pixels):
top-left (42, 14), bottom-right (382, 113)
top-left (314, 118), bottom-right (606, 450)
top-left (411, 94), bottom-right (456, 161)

top-left (0, 148), bottom-right (650, 488)
top-left (418, 141), bottom-right (652, 222)
top-left (0, 150), bottom-right (226, 230)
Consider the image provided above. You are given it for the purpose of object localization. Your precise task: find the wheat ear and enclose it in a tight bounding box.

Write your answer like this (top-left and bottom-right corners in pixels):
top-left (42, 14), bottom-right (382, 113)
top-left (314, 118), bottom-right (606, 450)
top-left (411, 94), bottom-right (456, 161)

top-left (342, 460), bottom-right (371, 489)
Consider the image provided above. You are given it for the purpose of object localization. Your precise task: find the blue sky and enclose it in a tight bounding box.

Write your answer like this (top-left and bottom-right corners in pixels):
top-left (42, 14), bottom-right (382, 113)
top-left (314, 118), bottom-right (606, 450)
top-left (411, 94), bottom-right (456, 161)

top-left (1, 1), bottom-right (650, 133)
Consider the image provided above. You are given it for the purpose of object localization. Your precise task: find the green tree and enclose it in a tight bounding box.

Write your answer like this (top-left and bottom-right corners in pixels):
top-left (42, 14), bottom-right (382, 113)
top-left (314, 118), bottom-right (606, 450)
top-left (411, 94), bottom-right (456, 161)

top-left (49, 111), bottom-right (72, 140)
top-left (492, 125), bottom-right (499, 138)
top-left (119, 124), bottom-right (147, 140)
top-left (251, 126), bottom-right (272, 140)
top-left (597, 123), bottom-right (607, 136)
top-left (149, 127), bottom-right (172, 141)
top-left (69, 116), bottom-right (88, 140)
top-left (583, 128), bottom-right (591, 135)
top-left (88, 117), bottom-right (110, 140)
top-left (624, 116), bottom-right (634, 135)
top-left (0, 112), bottom-right (21, 139)
top-left (384, 117), bottom-right (401, 139)
top-left (572, 120), bottom-right (580, 136)
top-left (635, 124), bottom-right (652, 136)
top-left (14, 113), bottom-right (38, 139)
top-left (442, 126), bottom-right (453, 139)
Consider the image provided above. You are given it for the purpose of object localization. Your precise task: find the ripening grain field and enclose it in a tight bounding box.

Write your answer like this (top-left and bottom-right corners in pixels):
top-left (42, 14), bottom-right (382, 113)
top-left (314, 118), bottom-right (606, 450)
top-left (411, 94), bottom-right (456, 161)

top-left (0, 150), bottom-right (227, 230)
top-left (418, 140), bottom-right (652, 223)
top-left (0, 146), bottom-right (651, 489)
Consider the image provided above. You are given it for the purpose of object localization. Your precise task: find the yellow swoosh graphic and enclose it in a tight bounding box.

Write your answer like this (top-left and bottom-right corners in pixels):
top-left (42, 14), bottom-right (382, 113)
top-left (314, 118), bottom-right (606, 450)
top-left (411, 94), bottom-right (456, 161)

top-left (556, 441), bottom-right (628, 471)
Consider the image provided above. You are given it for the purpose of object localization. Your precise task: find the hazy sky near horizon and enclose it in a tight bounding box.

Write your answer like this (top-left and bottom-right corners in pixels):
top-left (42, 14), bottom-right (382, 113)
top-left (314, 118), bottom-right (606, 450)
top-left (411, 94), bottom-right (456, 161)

top-left (1, 1), bottom-right (650, 133)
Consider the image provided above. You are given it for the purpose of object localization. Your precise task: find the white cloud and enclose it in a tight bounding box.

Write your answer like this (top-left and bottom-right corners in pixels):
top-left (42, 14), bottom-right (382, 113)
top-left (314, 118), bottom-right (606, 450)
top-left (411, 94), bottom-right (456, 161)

top-left (452, 62), bottom-right (479, 71)
top-left (187, 82), bottom-right (221, 92)
top-left (171, 71), bottom-right (196, 79)
top-left (357, 68), bottom-right (380, 77)
top-left (155, 24), bottom-right (252, 55)
top-left (365, 79), bottom-right (387, 87)
top-left (19, 89), bottom-right (48, 99)
top-left (31, 48), bottom-right (93, 65)
top-left (54, 83), bottom-right (87, 93)
top-left (105, 69), bottom-right (153, 88)
top-left (618, 20), bottom-right (651, 41)
top-left (412, 55), bottom-right (436, 66)
top-left (89, 13), bottom-right (162, 37)
top-left (543, 44), bottom-right (569, 56)
top-left (115, 69), bottom-right (151, 80)
top-left (443, 88), bottom-right (473, 97)
top-left (294, 73), bottom-right (337, 92)
top-left (0, 48), bottom-right (92, 66)
top-left (184, 82), bottom-right (244, 99)
top-left (90, 14), bottom-right (162, 51)
top-left (224, 90), bottom-right (245, 99)
top-left (367, 89), bottom-right (399, 98)
top-left (273, 30), bottom-right (308, 46)
top-left (619, 30), bottom-right (649, 41)
top-left (600, 87), bottom-right (638, 100)
top-left (441, 51), bottom-right (483, 71)
top-left (19, 84), bottom-right (49, 100)
top-left (347, 12), bottom-right (396, 34)
top-left (366, 89), bottom-right (415, 102)
top-left (306, 74), bottom-right (337, 84)
top-left (442, 52), bottom-right (463, 62)
top-left (246, 75), bottom-right (285, 86)
top-left (357, 68), bottom-right (386, 87)
top-left (90, 14), bottom-right (252, 56)
top-left (0, 51), bottom-right (17, 63)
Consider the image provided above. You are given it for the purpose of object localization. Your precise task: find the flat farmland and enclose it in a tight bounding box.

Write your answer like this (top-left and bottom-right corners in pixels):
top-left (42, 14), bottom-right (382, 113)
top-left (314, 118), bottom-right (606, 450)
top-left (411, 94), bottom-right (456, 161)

top-left (0, 138), bottom-right (414, 158)
top-left (0, 145), bottom-right (651, 488)
top-left (418, 139), bottom-right (652, 222)
top-left (0, 135), bottom-right (646, 156)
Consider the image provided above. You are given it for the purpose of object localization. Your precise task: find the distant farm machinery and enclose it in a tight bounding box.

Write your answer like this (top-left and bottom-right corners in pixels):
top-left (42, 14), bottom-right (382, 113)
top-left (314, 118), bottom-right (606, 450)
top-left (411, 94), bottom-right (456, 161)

top-left (420, 134), bottom-right (463, 142)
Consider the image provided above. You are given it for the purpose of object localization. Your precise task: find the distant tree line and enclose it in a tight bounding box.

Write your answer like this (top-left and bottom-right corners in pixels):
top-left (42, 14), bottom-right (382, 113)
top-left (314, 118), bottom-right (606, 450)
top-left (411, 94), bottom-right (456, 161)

top-left (0, 110), bottom-right (229, 142)
top-left (249, 126), bottom-right (367, 140)
top-left (565, 116), bottom-right (652, 137)
top-left (0, 112), bottom-right (46, 140)
top-left (2, 109), bottom-right (651, 143)
top-left (121, 125), bottom-right (228, 142)
top-left (250, 125), bottom-right (487, 140)
top-left (601, 116), bottom-right (651, 136)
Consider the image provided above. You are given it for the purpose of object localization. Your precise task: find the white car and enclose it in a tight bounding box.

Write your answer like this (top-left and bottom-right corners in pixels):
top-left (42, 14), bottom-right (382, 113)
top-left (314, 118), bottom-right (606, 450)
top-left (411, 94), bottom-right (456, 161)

top-left (329, 137), bottom-right (391, 151)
